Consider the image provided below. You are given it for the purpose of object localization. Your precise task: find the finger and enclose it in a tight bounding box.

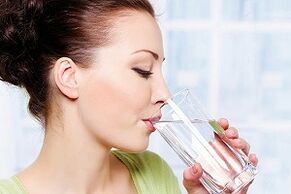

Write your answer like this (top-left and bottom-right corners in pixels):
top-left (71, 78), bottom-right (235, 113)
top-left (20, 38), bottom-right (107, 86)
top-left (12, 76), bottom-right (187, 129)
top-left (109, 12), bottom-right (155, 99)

top-left (183, 163), bottom-right (203, 185)
top-left (183, 163), bottom-right (208, 194)
top-left (224, 127), bottom-right (239, 139)
top-left (249, 153), bottom-right (258, 166)
top-left (218, 118), bottom-right (229, 130)
top-left (228, 138), bottom-right (250, 155)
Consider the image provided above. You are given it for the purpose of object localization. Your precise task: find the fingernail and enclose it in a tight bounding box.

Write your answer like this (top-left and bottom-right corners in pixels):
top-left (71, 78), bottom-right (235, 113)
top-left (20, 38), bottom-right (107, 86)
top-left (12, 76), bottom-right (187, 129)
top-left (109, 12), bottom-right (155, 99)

top-left (191, 164), bottom-right (198, 175)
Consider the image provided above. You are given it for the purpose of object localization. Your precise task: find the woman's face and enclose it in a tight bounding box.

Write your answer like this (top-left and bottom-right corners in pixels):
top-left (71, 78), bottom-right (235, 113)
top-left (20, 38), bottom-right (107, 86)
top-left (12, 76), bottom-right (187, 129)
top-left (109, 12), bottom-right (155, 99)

top-left (77, 11), bottom-right (170, 152)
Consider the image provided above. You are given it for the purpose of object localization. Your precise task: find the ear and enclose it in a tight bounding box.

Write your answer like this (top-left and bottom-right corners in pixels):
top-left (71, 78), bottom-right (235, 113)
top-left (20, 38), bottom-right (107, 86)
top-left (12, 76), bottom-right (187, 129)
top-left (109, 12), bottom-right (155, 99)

top-left (53, 57), bottom-right (79, 99)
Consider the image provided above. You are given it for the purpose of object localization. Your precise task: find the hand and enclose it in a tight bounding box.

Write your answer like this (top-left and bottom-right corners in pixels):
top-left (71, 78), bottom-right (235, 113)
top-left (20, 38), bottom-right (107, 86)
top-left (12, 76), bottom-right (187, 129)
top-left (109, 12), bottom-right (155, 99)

top-left (182, 118), bottom-right (258, 194)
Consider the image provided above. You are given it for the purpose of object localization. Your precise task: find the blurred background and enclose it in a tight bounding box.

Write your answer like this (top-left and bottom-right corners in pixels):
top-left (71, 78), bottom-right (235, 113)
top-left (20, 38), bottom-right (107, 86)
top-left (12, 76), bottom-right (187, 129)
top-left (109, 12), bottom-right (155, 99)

top-left (1, 0), bottom-right (291, 193)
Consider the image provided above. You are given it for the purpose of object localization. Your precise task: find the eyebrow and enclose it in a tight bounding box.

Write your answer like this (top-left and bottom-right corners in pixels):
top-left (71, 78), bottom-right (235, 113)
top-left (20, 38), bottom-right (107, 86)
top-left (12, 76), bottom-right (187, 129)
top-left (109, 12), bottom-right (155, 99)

top-left (131, 49), bottom-right (165, 62)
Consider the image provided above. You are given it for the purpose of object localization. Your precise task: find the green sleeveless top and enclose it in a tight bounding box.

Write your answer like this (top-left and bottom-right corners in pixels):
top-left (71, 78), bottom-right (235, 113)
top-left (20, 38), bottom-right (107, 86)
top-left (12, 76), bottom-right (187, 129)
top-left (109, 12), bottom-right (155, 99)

top-left (0, 150), bottom-right (181, 194)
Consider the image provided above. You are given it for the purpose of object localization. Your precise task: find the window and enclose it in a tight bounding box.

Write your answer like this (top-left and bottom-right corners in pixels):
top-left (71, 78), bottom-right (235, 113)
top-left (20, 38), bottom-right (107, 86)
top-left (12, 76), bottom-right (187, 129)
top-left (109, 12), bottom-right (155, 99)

top-left (149, 1), bottom-right (291, 193)
top-left (0, 1), bottom-right (290, 193)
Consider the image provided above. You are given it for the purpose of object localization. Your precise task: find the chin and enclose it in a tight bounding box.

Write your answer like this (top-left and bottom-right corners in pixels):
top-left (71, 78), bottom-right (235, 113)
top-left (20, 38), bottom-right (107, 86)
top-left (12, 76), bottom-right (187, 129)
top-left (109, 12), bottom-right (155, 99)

top-left (119, 139), bottom-right (149, 153)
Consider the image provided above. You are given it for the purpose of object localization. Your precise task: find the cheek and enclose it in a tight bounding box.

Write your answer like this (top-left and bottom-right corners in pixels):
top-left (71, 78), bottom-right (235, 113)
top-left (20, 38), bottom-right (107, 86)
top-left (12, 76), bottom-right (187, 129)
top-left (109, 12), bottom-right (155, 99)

top-left (78, 71), bottom-right (151, 133)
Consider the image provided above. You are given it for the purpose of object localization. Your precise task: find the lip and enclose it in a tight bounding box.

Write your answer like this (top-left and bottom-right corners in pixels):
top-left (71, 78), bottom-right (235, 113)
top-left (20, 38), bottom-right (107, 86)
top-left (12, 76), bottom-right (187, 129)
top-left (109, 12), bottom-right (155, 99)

top-left (142, 116), bottom-right (162, 132)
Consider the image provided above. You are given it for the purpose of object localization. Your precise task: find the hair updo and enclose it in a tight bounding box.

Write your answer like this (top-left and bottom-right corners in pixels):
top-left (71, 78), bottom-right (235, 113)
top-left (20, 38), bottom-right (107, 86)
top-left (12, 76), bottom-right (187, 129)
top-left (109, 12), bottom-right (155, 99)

top-left (0, 0), bottom-right (155, 121)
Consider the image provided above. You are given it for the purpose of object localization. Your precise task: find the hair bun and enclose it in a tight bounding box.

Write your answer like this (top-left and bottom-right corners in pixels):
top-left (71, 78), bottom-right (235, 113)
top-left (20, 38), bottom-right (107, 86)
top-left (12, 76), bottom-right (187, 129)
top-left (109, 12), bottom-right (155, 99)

top-left (0, 0), bottom-right (43, 86)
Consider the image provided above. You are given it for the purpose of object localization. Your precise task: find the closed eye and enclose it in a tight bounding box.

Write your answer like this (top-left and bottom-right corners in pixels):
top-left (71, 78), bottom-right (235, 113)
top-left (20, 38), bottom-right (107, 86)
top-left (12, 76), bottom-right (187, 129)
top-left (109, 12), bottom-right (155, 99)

top-left (132, 68), bottom-right (153, 79)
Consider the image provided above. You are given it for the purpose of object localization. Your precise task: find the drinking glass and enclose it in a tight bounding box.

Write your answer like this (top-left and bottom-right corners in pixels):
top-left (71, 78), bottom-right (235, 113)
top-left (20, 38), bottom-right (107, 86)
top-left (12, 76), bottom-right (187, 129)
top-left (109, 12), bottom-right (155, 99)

top-left (153, 89), bottom-right (257, 194)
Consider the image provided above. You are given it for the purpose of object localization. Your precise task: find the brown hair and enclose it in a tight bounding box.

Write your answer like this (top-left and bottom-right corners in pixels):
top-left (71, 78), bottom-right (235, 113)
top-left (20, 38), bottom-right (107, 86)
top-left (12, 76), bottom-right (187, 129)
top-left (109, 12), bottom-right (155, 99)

top-left (0, 0), bottom-right (155, 121)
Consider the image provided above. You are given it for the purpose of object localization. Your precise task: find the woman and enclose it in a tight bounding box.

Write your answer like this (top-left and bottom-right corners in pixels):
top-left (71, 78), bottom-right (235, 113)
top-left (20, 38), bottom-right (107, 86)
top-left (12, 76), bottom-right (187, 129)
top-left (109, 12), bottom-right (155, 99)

top-left (0, 0), bottom-right (257, 193)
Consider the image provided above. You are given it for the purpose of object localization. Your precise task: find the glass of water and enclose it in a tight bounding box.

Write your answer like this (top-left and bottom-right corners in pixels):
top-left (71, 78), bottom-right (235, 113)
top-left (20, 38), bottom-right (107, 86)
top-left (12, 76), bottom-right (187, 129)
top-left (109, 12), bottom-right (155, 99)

top-left (153, 89), bottom-right (257, 194)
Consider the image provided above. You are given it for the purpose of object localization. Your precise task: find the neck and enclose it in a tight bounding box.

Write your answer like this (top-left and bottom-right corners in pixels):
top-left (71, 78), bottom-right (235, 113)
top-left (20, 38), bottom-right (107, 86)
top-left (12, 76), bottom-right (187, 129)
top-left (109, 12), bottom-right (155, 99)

top-left (18, 109), bottom-right (127, 194)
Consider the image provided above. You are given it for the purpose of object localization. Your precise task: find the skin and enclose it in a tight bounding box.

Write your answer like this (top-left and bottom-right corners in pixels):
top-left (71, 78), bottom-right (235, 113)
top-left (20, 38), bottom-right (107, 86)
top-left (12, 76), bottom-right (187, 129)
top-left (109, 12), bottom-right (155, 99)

top-left (16, 10), bottom-right (257, 194)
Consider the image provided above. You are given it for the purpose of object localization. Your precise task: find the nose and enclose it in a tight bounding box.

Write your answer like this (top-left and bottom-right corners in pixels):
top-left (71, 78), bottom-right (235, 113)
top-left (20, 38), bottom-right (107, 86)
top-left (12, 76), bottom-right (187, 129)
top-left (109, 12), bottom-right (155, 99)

top-left (151, 76), bottom-right (171, 105)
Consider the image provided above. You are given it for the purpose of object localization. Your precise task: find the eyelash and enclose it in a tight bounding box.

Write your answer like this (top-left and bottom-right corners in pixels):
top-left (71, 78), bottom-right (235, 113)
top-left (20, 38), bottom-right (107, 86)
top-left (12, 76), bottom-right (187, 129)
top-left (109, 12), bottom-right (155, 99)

top-left (132, 68), bottom-right (153, 79)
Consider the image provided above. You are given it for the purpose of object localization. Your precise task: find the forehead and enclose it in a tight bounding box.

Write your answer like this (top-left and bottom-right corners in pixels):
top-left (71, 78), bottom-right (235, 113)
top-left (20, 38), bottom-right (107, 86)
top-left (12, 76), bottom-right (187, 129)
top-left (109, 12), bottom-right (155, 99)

top-left (109, 11), bottom-right (164, 57)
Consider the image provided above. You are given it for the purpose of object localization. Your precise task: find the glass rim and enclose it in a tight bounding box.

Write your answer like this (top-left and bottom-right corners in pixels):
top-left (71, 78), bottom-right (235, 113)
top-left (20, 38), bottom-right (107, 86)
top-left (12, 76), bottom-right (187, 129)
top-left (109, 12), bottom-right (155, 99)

top-left (151, 88), bottom-right (213, 122)
top-left (160, 88), bottom-right (190, 109)
top-left (150, 88), bottom-right (190, 119)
